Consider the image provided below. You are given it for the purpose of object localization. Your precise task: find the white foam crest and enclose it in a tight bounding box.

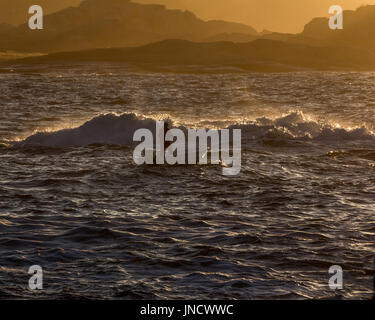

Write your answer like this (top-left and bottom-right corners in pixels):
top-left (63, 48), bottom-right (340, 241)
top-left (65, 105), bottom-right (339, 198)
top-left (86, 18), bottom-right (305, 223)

top-left (229, 111), bottom-right (375, 144)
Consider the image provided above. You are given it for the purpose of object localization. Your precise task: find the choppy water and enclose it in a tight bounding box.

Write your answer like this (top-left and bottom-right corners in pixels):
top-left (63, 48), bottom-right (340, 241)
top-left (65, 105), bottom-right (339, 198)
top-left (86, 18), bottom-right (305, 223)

top-left (0, 64), bottom-right (374, 299)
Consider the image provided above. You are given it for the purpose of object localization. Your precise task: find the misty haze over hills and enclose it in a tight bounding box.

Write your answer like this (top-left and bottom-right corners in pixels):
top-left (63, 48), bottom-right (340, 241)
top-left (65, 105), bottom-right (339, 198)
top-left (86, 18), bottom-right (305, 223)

top-left (2, 1), bottom-right (375, 71)
top-left (0, 0), bottom-right (257, 52)
top-left (136, 0), bottom-right (375, 33)
top-left (0, 0), bottom-right (81, 26)
top-left (3, 0), bottom-right (373, 32)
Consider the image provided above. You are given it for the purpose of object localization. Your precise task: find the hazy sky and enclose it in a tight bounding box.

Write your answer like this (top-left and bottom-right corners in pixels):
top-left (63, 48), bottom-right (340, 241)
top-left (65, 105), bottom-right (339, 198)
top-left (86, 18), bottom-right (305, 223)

top-left (137, 0), bottom-right (375, 33)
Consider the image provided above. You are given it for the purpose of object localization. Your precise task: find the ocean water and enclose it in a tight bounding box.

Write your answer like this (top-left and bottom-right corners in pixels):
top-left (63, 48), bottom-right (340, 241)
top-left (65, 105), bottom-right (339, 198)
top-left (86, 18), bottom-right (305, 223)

top-left (0, 64), bottom-right (374, 299)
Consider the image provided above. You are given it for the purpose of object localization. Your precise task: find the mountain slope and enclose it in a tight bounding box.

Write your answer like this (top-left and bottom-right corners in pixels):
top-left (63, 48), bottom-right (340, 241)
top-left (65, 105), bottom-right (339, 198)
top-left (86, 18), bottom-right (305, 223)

top-left (301, 5), bottom-right (375, 52)
top-left (258, 5), bottom-right (375, 52)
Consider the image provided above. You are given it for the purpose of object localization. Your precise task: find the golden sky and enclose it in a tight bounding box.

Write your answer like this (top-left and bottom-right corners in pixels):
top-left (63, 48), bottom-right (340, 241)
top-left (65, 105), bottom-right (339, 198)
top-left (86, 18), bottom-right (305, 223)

top-left (137, 0), bottom-right (375, 33)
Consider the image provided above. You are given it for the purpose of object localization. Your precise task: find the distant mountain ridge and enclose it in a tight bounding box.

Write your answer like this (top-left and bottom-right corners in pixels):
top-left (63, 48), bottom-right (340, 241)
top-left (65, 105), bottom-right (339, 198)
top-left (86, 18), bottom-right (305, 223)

top-left (0, 0), bottom-right (258, 53)
top-left (3, 3), bottom-right (375, 72)
top-left (136, 0), bottom-right (374, 34)
top-left (10, 38), bottom-right (375, 72)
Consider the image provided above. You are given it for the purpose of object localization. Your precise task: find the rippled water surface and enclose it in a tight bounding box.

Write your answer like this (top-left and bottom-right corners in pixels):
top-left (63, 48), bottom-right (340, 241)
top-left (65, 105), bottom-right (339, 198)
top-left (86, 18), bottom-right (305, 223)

top-left (0, 65), bottom-right (374, 299)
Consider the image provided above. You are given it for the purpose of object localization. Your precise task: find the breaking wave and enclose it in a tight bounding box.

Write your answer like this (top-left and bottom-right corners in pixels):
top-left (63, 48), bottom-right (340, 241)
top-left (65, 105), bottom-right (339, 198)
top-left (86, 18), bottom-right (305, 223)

top-left (230, 111), bottom-right (375, 145)
top-left (14, 111), bottom-right (375, 148)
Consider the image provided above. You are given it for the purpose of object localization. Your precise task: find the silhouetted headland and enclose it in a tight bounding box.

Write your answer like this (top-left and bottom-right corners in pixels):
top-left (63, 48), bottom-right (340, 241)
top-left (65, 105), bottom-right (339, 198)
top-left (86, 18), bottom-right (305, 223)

top-left (5, 38), bottom-right (375, 73)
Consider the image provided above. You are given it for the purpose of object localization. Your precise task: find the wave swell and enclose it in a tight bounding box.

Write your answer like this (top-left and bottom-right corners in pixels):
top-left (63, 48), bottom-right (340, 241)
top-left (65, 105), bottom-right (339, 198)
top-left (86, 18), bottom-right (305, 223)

top-left (15, 111), bottom-right (375, 148)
